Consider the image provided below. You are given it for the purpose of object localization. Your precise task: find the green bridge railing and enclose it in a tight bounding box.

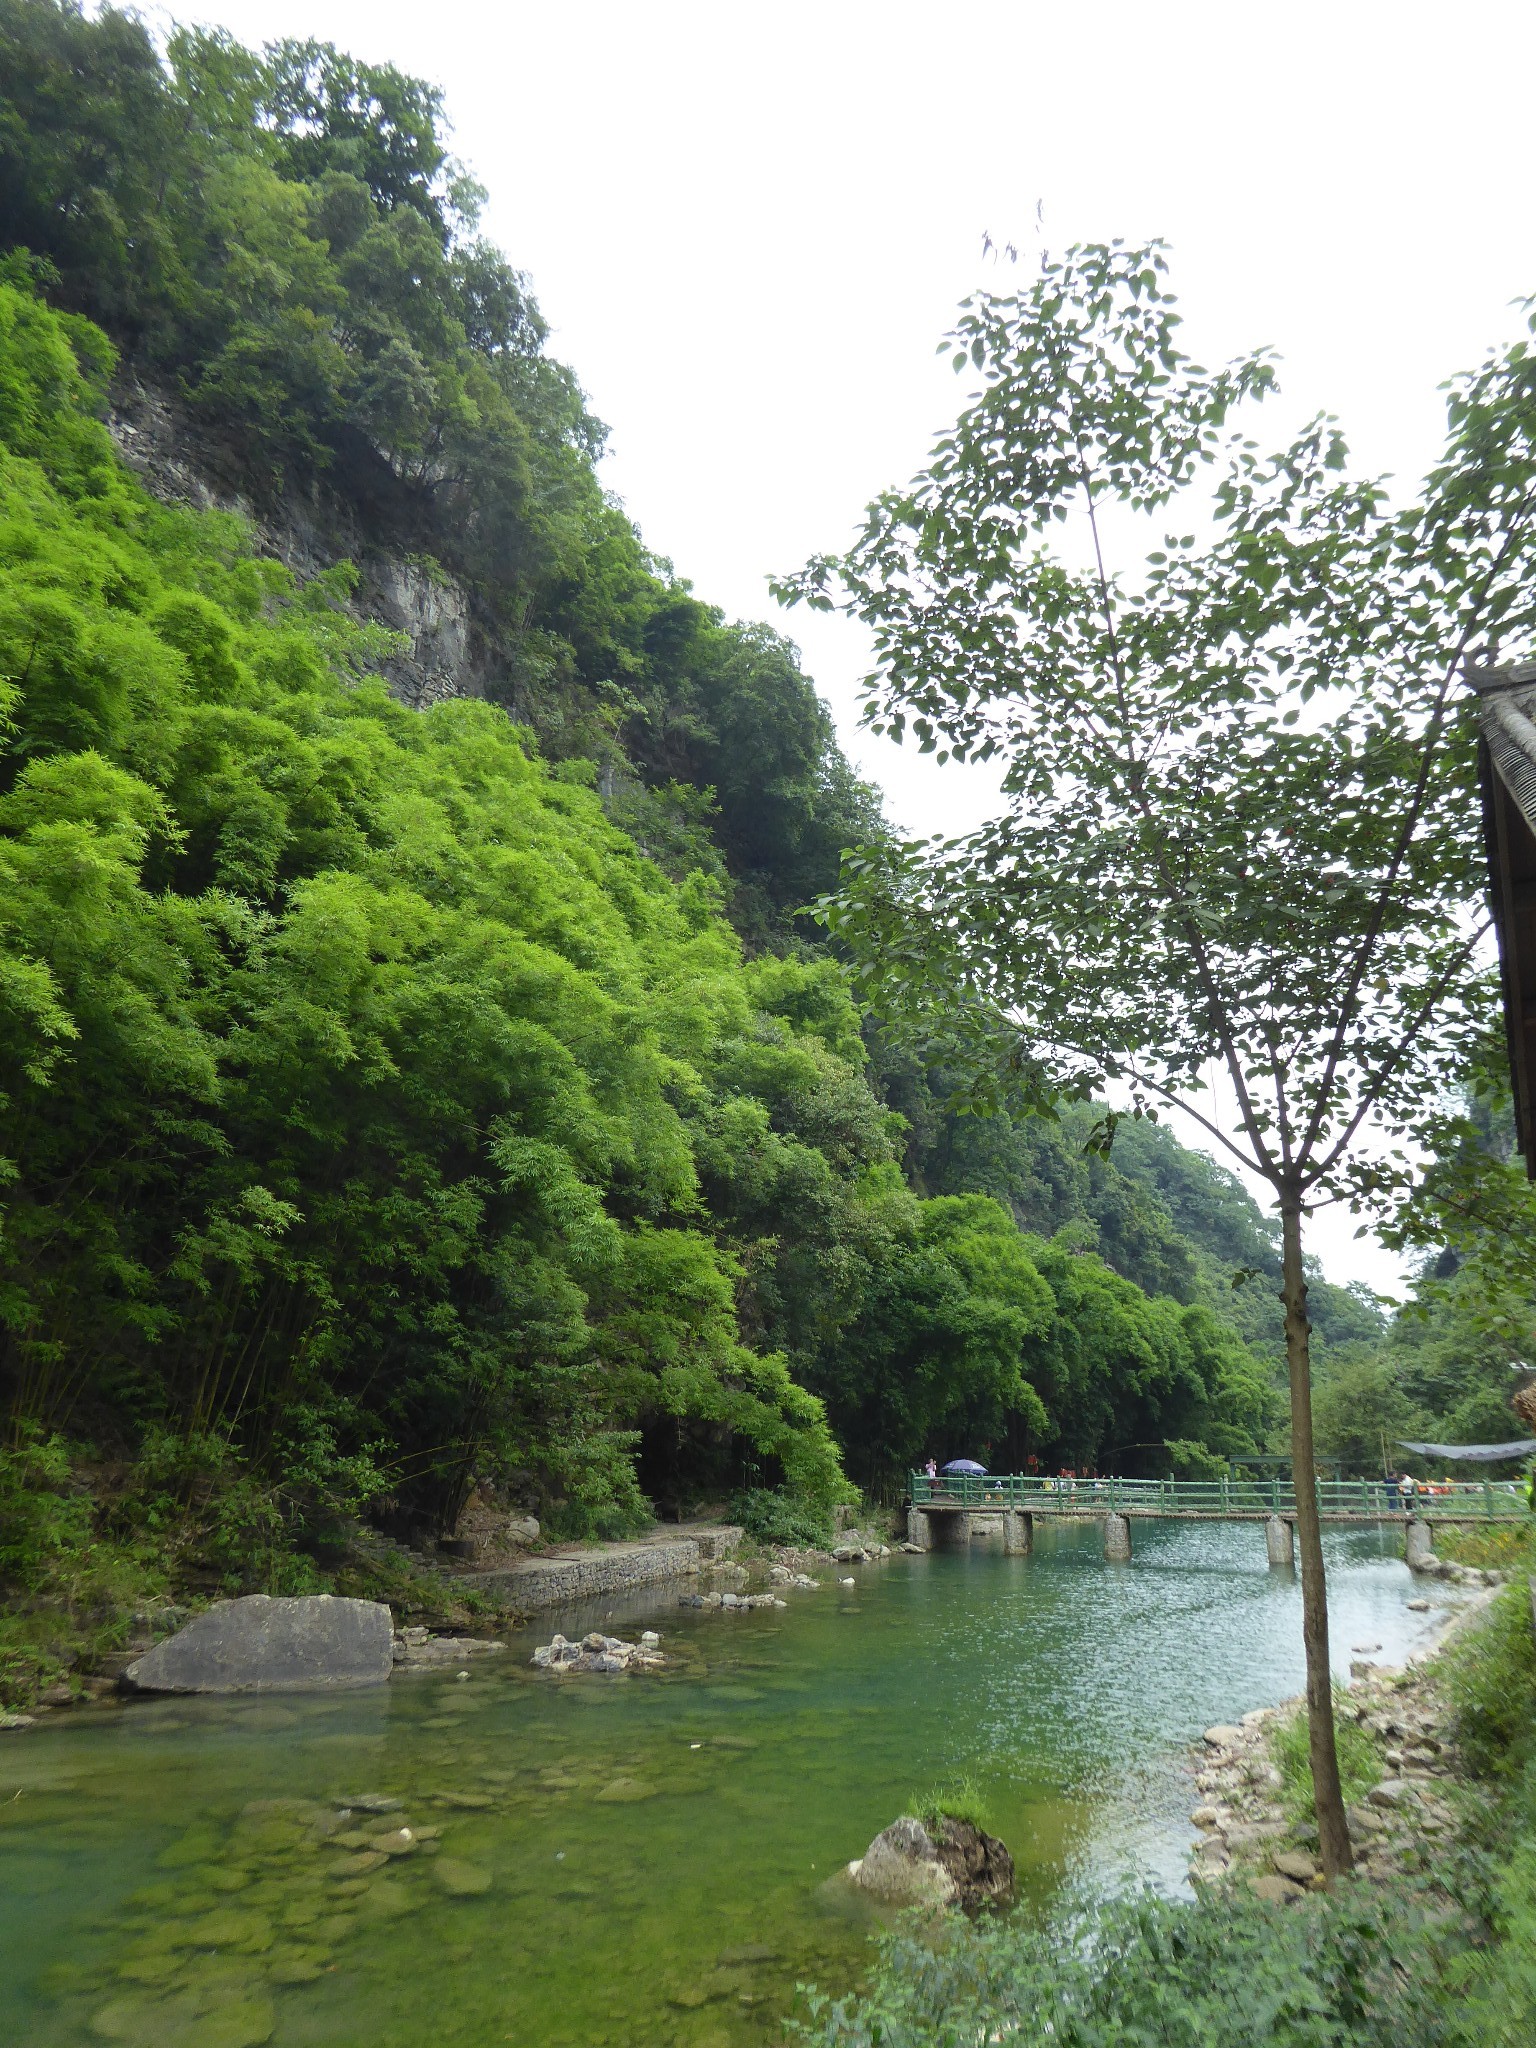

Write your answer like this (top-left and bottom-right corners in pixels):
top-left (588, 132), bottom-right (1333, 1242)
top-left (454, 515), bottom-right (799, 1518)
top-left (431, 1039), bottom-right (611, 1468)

top-left (909, 1472), bottom-right (1531, 1521)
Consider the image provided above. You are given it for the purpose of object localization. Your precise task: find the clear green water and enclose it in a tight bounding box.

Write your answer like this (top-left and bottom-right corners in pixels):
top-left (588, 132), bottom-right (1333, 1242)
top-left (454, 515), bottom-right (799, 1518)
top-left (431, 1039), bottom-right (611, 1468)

top-left (0, 1522), bottom-right (1462, 2048)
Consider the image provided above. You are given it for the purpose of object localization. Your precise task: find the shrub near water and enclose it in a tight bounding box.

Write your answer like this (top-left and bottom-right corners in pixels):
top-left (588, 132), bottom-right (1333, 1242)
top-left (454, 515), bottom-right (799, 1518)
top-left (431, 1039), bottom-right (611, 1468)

top-left (793, 1886), bottom-right (1463, 2048)
top-left (1443, 1569), bottom-right (1536, 1776)
top-left (1439, 1573), bottom-right (1536, 2048)
top-left (730, 1487), bottom-right (834, 1550)
top-left (0, 1428), bottom-right (161, 1704)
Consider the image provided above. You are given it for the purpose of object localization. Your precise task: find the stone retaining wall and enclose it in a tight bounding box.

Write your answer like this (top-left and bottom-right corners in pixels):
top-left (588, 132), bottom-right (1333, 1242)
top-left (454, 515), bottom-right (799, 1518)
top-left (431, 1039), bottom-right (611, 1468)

top-left (463, 1534), bottom-right (739, 1615)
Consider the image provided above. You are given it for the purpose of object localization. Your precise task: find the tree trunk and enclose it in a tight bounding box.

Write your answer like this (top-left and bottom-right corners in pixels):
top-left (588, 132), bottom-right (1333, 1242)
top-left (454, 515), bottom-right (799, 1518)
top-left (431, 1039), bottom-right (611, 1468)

top-left (1279, 1192), bottom-right (1354, 1877)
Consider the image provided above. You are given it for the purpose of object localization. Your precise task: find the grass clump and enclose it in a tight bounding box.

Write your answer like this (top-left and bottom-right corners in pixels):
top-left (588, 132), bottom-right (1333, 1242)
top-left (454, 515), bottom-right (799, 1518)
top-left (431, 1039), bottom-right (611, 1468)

top-left (907, 1774), bottom-right (993, 1834)
top-left (1269, 1692), bottom-right (1383, 1823)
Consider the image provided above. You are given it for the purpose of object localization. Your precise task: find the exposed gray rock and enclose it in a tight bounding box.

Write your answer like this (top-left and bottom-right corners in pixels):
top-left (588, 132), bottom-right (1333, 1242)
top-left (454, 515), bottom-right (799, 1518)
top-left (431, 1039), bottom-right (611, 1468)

top-left (1368, 1777), bottom-right (1415, 1809)
top-left (529, 1630), bottom-right (665, 1673)
top-left (849, 1814), bottom-right (1014, 1911)
top-left (1273, 1849), bottom-right (1318, 1883)
top-left (677, 1591), bottom-right (786, 1611)
top-left (122, 1595), bottom-right (393, 1694)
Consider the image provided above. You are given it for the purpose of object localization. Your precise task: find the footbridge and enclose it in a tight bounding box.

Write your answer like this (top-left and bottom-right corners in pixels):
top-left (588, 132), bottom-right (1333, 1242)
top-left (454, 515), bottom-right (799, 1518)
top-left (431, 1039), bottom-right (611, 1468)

top-left (906, 1471), bottom-right (1529, 1566)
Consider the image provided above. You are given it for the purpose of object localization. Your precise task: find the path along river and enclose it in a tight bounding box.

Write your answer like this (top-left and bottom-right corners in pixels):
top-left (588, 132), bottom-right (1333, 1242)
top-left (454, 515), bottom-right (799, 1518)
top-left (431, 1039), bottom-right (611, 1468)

top-left (0, 1520), bottom-right (1466, 2048)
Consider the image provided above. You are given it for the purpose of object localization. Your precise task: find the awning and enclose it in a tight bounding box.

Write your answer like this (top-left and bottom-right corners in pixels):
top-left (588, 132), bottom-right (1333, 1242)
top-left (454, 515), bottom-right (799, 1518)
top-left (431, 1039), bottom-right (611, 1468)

top-left (1397, 1438), bottom-right (1536, 1463)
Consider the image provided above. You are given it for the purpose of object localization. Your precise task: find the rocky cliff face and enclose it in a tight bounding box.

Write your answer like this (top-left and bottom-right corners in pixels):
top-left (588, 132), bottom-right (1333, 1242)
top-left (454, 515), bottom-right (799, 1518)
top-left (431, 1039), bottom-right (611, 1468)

top-left (107, 376), bottom-right (489, 712)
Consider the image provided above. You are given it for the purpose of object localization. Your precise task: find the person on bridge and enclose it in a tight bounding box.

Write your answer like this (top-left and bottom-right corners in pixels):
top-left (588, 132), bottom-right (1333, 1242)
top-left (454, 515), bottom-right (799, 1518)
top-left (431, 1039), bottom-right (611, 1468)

top-left (1398, 1471), bottom-right (1418, 1516)
top-left (923, 1457), bottom-right (937, 1480)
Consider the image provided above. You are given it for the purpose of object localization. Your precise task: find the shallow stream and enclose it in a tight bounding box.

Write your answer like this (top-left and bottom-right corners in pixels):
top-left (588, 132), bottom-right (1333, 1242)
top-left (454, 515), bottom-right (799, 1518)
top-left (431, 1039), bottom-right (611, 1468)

top-left (0, 1521), bottom-right (1463, 2048)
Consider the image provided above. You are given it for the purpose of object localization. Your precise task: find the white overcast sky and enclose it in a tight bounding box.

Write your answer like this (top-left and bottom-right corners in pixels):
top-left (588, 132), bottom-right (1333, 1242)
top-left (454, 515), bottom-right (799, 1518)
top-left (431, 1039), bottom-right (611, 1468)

top-left (165, 0), bottom-right (1536, 1296)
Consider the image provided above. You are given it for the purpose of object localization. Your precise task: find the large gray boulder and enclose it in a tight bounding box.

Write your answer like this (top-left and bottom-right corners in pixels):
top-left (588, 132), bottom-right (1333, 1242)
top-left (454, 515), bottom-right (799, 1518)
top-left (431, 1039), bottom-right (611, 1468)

top-left (122, 1594), bottom-right (393, 1694)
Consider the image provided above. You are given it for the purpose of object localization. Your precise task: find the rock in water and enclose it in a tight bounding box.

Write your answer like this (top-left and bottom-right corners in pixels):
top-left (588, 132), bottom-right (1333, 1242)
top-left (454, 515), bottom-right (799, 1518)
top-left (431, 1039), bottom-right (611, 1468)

top-left (850, 1817), bottom-right (957, 1908)
top-left (122, 1595), bottom-right (393, 1694)
top-left (849, 1813), bottom-right (1014, 1911)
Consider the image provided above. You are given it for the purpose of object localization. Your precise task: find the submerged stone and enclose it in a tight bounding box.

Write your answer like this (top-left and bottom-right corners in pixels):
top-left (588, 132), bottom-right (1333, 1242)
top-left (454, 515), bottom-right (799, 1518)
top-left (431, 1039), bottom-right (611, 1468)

top-left (268, 1948), bottom-right (330, 1985)
top-left (433, 1857), bottom-right (494, 1896)
top-left (115, 1950), bottom-right (184, 1986)
top-left (593, 1776), bottom-right (656, 1803)
top-left (355, 1876), bottom-right (417, 1916)
top-left (172, 1908), bottom-right (274, 1953)
top-left (89, 1988), bottom-right (274, 2048)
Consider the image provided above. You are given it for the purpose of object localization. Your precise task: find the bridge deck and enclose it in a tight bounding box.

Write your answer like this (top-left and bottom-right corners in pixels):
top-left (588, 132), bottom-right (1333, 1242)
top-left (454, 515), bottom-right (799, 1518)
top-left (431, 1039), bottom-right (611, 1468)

top-left (918, 1502), bottom-right (1499, 1526)
top-left (910, 1471), bottom-right (1529, 1526)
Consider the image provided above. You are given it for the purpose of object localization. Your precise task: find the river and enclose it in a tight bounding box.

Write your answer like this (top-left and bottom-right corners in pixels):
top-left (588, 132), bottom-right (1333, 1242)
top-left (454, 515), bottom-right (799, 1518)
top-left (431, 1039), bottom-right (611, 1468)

top-left (0, 1520), bottom-right (1464, 2048)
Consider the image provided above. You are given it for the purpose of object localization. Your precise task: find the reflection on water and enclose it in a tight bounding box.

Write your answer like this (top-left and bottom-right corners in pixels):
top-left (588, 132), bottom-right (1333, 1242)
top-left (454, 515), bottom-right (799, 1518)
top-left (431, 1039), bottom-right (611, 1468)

top-left (0, 1521), bottom-right (1462, 2046)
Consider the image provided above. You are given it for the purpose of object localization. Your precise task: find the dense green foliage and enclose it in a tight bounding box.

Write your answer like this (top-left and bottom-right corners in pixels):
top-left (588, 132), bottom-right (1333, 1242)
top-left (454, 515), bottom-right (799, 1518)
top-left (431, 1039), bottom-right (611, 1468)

top-left (0, 272), bottom-right (1291, 1558)
top-left (0, 6), bottom-right (1507, 1659)
top-left (0, 268), bottom-right (862, 1535)
top-left (1304, 1094), bottom-right (1536, 1477)
top-left (0, 0), bottom-right (879, 948)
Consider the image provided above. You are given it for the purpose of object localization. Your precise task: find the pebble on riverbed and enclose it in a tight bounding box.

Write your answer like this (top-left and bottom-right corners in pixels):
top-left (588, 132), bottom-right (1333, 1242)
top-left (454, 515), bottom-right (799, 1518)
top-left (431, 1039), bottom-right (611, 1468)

top-left (530, 1630), bottom-right (667, 1672)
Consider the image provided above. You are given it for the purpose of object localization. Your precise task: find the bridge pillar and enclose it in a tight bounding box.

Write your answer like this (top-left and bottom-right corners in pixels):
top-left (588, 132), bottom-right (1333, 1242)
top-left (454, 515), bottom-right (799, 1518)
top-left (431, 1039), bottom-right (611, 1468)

top-left (1405, 1518), bottom-right (1436, 1572)
top-left (1103, 1513), bottom-right (1133, 1562)
top-left (1001, 1510), bottom-right (1033, 1556)
top-left (906, 1507), bottom-right (932, 1551)
top-left (1264, 1515), bottom-right (1294, 1569)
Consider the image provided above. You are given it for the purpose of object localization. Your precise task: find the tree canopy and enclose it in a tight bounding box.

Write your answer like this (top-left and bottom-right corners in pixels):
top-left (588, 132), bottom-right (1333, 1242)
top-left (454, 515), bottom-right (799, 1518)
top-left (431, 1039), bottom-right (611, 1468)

top-left (1, 14), bottom-right (1518, 1619)
top-left (780, 237), bottom-right (1536, 1872)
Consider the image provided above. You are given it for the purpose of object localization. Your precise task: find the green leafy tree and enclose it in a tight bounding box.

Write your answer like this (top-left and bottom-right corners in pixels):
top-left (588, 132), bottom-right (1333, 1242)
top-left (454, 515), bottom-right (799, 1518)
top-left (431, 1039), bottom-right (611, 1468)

top-left (780, 242), bottom-right (1536, 1872)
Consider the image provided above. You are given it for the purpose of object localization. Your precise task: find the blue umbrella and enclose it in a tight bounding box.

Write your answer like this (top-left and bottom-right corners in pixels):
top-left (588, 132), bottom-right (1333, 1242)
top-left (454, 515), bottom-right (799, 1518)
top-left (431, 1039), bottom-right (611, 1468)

top-left (940, 1458), bottom-right (987, 1475)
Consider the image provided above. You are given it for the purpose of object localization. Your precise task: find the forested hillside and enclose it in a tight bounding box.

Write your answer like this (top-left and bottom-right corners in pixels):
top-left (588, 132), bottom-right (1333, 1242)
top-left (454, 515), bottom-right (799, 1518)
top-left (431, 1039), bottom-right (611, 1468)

top-left (0, 5), bottom-right (1498, 1690)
